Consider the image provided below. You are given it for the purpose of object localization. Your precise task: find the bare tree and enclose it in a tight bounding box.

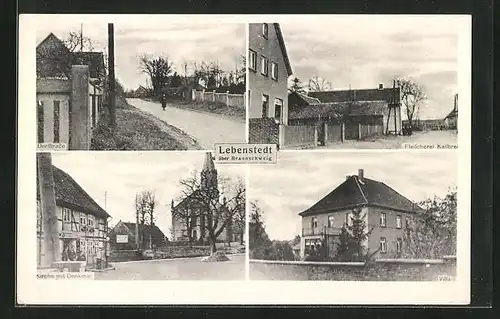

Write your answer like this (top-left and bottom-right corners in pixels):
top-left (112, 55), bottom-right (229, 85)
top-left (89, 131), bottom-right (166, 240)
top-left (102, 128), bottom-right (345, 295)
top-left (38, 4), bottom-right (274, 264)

top-left (233, 195), bottom-right (246, 245)
top-left (138, 54), bottom-right (174, 97)
top-left (177, 172), bottom-right (246, 253)
top-left (308, 76), bottom-right (332, 92)
top-left (289, 77), bottom-right (306, 94)
top-left (172, 173), bottom-right (203, 247)
top-left (134, 190), bottom-right (157, 250)
top-left (394, 77), bottom-right (427, 128)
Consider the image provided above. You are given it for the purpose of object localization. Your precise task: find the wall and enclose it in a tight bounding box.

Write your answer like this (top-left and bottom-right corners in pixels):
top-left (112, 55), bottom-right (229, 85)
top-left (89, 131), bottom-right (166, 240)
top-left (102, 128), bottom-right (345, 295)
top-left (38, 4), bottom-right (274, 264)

top-left (37, 202), bottom-right (108, 267)
top-left (248, 118), bottom-right (279, 144)
top-left (249, 258), bottom-right (457, 281)
top-left (248, 23), bottom-right (289, 124)
top-left (359, 124), bottom-right (384, 139)
top-left (280, 125), bottom-right (316, 149)
top-left (192, 90), bottom-right (246, 109)
top-left (326, 123), bottom-right (343, 143)
top-left (366, 206), bottom-right (414, 258)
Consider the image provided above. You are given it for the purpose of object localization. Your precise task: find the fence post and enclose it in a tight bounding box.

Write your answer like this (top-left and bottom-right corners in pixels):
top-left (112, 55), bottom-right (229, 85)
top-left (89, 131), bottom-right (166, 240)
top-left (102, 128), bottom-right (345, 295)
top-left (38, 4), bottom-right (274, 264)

top-left (70, 65), bottom-right (91, 150)
top-left (314, 126), bottom-right (318, 146)
top-left (358, 123), bottom-right (362, 140)
top-left (226, 91), bottom-right (230, 106)
top-left (341, 122), bottom-right (345, 142)
top-left (278, 124), bottom-right (285, 149)
top-left (213, 90), bottom-right (216, 102)
top-left (324, 123), bottom-right (328, 144)
top-left (192, 89), bottom-right (196, 101)
top-left (201, 89), bottom-right (205, 101)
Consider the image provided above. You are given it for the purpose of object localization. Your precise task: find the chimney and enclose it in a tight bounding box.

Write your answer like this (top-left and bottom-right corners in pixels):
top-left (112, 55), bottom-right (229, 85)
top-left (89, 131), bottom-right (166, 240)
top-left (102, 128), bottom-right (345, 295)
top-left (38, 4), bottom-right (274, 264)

top-left (358, 169), bottom-right (364, 182)
top-left (378, 83), bottom-right (384, 90)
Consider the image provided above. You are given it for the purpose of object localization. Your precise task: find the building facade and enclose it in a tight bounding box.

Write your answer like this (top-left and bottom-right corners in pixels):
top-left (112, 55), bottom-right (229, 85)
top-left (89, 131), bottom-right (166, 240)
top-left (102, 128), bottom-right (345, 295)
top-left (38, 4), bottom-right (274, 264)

top-left (299, 169), bottom-right (423, 260)
top-left (109, 221), bottom-right (168, 251)
top-left (170, 153), bottom-right (242, 244)
top-left (248, 23), bottom-right (293, 125)
top-left (36, 165), bottom-right (111, 268)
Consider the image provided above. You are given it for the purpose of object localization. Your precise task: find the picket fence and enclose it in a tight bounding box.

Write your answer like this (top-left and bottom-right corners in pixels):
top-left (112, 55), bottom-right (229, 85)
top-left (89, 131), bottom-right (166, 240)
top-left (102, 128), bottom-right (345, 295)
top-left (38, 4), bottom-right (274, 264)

top-left (192, 89), bottom-right (245, 109)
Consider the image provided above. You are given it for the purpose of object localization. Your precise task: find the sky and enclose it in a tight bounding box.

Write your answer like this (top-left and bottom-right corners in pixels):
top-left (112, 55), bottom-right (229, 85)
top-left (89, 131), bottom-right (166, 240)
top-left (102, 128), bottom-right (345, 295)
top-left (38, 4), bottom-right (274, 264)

top-left (280, 16), bottom-right (466, 119)
top-left (249, 151), bottom-right (457, 241)
top-left (35, 19), bottom-right (245, 91)
top-left (51, 152), bottom-right (245, 238)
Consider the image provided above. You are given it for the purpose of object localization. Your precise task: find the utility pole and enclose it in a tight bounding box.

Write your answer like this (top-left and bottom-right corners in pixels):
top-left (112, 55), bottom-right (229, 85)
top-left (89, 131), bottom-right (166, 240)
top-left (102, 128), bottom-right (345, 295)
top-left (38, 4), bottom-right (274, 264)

top-left (37, 153), bottom-right (61, 267)
top-left (80, 23), bottom-right (84, 52)
top-left (135, 194), bottom-right (140, 250)
top-left (108, 23), bottom-right (116, 127)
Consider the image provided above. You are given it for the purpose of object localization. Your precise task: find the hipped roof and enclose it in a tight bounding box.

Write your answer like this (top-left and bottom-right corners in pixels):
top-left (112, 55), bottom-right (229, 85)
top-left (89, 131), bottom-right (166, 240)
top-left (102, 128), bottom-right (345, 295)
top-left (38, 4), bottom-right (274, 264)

top-left (299, 175), bottom-right (424, 217)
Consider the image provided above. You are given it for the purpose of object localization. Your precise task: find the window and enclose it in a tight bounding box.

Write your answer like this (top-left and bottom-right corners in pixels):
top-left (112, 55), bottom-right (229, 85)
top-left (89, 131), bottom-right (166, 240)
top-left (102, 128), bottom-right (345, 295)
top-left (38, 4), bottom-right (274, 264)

top-left (396, 238), bottom-right (403, 253)
top-left (328, 215), bottom-right (335, 228)
top-left (62, 208), bottom-right (71, 222)
top-left (380, 237), bottom-right (387, 253)
top-left (380, 213), bottom-right (387, 227)
top-left (271, 62), bottom-right (278, 80)
top-left (274, 98), bottom-right (283, 123)
top-left (262, 23), bottom-right (268, 39)
top-left (262, 95), bottom-right (269, 118)
top-left (396, 215), bottom-right (402, 229)
top-left (80, 214), bottom-right (87, 228)
top-left (312, 217), bottom-right (318, 229)
top-left (345, 213), bottom-right (353, 227)
top-left (260, 56), bottom-right (269, 76)
top-left (248, 50), bottom-right (257, 71)
top-left (405, 219), bottom-right (410, 229)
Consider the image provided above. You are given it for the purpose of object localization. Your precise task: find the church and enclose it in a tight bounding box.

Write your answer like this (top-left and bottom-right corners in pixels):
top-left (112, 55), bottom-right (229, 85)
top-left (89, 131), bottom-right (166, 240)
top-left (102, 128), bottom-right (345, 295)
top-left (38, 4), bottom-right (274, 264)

top-left (170, 152), bottom-right (242, 244)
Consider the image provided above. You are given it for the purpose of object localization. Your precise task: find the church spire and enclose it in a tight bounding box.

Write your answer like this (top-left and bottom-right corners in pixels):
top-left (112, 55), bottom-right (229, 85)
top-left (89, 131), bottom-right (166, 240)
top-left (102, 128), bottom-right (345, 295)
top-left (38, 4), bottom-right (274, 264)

top-left (202, 152), bottom-right (215, 172)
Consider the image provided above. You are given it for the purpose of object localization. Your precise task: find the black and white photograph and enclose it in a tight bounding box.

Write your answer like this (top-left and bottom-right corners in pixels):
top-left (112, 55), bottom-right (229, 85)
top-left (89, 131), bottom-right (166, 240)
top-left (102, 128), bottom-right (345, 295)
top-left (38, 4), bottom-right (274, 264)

top-left (248, 17), bottom-right (464, 150)
top-left (36, 18), bottom-right (246, 151)
top-left (249, 151), bottom-right (457, 281)
top-left (36, 151), bottom-right (246, 280)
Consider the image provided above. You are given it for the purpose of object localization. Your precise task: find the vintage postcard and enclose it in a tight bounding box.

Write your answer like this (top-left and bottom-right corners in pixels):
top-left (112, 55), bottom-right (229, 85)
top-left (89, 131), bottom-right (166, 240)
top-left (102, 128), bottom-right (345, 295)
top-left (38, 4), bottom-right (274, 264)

top-left (34, 16), bottom-right (246, 151)
top-left (18, 14), bottom-right (471, 305)
top-left (248, 18), bottom-right (461, 150)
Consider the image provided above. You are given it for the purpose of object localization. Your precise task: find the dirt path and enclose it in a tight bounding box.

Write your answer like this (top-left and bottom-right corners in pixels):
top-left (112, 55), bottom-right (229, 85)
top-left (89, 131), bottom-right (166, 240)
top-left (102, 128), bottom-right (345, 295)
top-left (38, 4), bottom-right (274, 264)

top-left (127, 98), bottom-right (246, 150)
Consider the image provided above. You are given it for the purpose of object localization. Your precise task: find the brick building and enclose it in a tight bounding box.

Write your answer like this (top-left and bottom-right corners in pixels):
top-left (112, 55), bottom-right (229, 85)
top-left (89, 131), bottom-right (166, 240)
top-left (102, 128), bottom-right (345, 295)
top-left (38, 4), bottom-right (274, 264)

top-left (299, 169), bottom-right (424, 260)
top-left (248, 23), bottom-right (293, 143)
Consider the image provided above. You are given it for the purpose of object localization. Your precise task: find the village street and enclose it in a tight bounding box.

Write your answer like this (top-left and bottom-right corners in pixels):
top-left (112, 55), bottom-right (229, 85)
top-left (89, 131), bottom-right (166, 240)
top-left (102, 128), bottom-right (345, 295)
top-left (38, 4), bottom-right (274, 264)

top-left (318, 130), bottom-right (458, 150)
top-left (127, 98), bottom-right (246, 150)
top-left (95, 254), bottom-right (245, 280)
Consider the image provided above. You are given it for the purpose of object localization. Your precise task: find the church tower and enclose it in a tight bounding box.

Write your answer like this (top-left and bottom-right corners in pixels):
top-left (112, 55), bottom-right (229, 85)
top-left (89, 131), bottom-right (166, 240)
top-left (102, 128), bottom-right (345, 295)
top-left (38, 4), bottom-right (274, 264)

top-left (201, 152), bottom-right (218, 198)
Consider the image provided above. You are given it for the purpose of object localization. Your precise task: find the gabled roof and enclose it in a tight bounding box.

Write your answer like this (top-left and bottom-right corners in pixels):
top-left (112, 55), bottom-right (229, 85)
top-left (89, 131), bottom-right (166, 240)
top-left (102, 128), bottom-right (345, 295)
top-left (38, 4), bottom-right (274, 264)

top-left (299, 175), bottom-right (424, 217)
top-left (289, 91), bottom-right (321, 105)
top-left (273, 23), bottom-right (293, 76)
top-left (119, 222), bottom-right (167, 240)
top-left (36, 165), bottom-right (110, 219)
top-left (309, 87), bottom-right (400, 105)
top-left (288, 101), bottom-right (386, 120)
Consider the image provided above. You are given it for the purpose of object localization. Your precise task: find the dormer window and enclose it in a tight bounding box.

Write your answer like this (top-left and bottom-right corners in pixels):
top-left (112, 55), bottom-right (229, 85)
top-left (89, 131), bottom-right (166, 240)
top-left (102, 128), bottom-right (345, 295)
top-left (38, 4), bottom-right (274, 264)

top-left (262, 23), bottom-right (269, 39)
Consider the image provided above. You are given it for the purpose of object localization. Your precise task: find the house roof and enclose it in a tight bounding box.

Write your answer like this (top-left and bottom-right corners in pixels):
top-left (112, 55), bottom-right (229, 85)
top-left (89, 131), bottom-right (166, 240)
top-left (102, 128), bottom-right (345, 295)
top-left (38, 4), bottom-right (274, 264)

top-left (36, 165), bottom-right (110, 219)
top-left (289, 91), bottom-right (321, 105)
top-left (299, 175), bottom-right (424, 217)
top-left (119, 222), bottom-right (167, 240)
top-left (36, 32), bottom-right (105, 79)
top-left (308, 87), bottom-right (400, 104)
top-left (273, 23), bottom-right (293, 76)
top-left (288, 101), bottom-right (386, 120)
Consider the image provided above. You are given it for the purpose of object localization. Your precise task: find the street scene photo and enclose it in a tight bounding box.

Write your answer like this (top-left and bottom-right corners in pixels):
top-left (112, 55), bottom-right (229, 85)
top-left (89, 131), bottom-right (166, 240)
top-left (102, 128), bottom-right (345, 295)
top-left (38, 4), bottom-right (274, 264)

top-left (36, 17), bottom-right (246, 151)
top-left (36, 152), bottom-right (246, 280)
top-left (248, 17), bottom-right (464, 149)
top-left (249, 151), bottom-right (457, 281)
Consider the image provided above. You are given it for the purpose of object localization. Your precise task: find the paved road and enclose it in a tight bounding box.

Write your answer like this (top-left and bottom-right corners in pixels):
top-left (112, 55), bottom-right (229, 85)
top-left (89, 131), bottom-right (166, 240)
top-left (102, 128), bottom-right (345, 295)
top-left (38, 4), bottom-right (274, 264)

top-left (96, 254), bottom-right (245, 280)
top-left (404, 130), bottom-right (458, 145)
top-left (127, 98), bottom-right (246, 150)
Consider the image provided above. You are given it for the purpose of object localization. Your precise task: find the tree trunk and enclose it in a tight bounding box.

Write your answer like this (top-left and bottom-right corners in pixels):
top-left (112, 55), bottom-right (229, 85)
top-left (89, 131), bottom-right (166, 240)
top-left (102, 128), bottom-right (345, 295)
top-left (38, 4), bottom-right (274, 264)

top-left (240, 230), bottom-right (244, 245)
top-left (210, 237), bottom-right (217, 254)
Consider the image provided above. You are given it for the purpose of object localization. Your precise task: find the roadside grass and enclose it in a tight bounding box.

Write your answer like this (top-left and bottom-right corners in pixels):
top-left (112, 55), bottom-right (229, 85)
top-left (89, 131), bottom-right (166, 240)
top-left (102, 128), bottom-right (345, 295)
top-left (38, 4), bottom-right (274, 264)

top-left (146, 97), bottom-right (246, 122)
top-left (91, 96), bottom-right (194, 150)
